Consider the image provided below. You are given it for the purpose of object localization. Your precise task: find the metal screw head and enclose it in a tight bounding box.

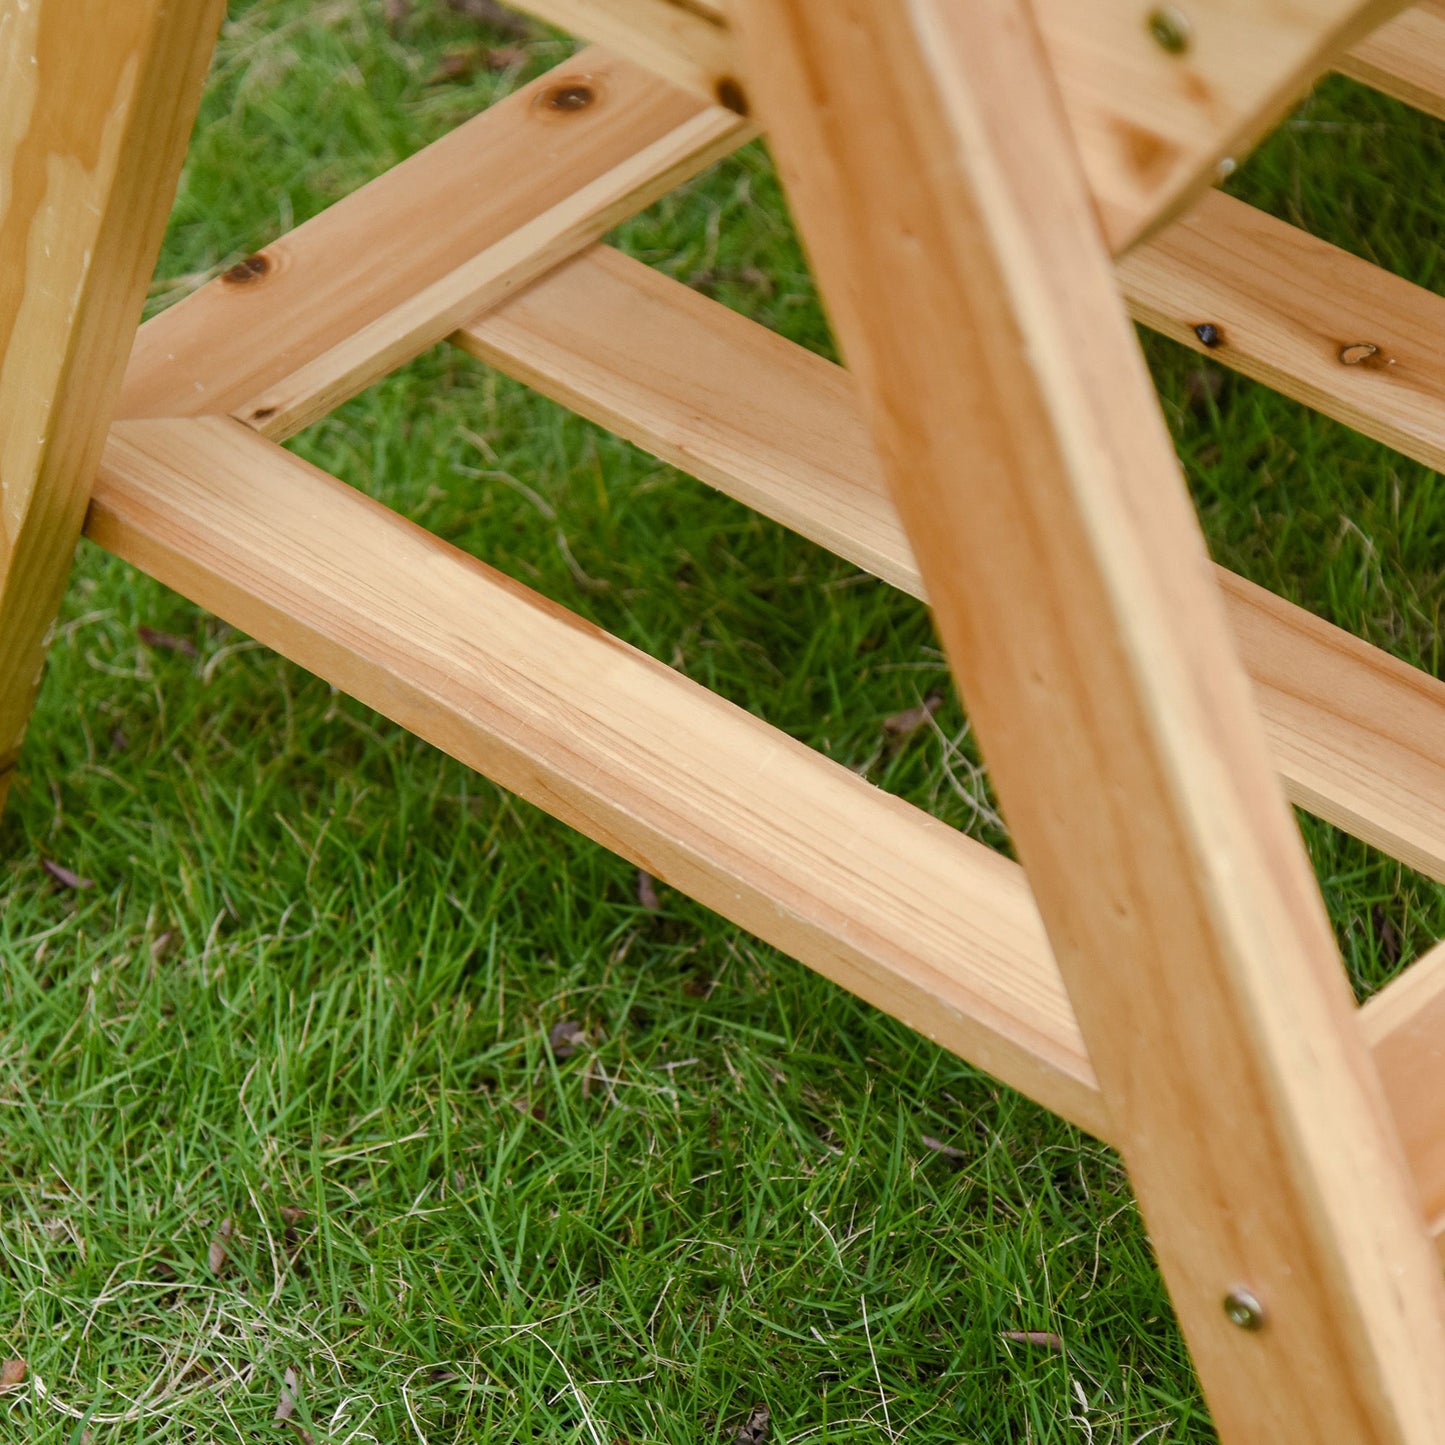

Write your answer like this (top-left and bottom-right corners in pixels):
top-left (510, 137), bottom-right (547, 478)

top-left (1223, 1290), bottom-right (1265, 1331)
top-left (1147, 6), bottom-right (1192, 53)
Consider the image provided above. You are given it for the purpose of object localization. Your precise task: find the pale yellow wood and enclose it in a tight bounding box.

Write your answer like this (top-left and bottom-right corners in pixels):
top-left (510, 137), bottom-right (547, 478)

top-left (82, 412), bottom-right (1445, 1260)
top-left (508, 0), bottom-right (739, 103)
top-left (89, 413), bottom-right (1104, 1138)
top-left (1364, 943), bottom-right (1445, 1240)
top-left (1033, 0), bottom-right (1411, 250)
top-left (736, 0), bottom-right (1445, 1439)
top-left (0, 0), bottom-right (222, 809)
top-left (457, 242), bottom-right (1445, 884)
top-left (1339, 0), bottom-right (1445, 116)
top-left (1122, 188), bottom-right (1445, 474)
top-left (119, 49), bottom-right (752, 440)
top-left (506, 0), bottom-right (1414, 251)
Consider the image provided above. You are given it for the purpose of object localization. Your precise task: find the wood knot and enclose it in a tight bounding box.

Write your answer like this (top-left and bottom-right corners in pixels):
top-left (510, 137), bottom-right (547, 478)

top-left (542, 80), bottom-right (595, 112)
top-left (714, 76), bottom-right (749, 116)
top-left (222, 253), bottom-right (270, 284)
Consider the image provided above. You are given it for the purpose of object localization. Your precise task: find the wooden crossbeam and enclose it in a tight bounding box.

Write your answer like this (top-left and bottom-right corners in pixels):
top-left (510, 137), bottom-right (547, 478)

top-left (505, 0), bottom-right (1416, 251)
top-left (120, 49), bottom-right (752, 439)
top-left (1122, 189), bottom-right (1445, 473)
top-left (90, 413), bottom-right (1102, 1137)
top-left (455, 243), bottom-right (1445, 883)
top-left (84, 413), bottom-right (1445, 1256)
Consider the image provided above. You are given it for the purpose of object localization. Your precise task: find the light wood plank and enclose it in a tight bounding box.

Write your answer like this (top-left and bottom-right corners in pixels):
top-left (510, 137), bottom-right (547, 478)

top-left (0, 0), bottom-right (223, 812)
top-left (1121, 188), bottom-right (1445, 475)
top-left (1364, 942), bottom-right (1445, 1238)
top-left (736, 0), bottom-right (1445, 1438)
top-left (1339, 0), bottom-right (1445, 118)
top-left (88, 414), bottom-right (1104, 1140)
top-left (84, 413), bottom-right (1445, 1260)
top-left (456, 243), bottom-right (1445, 885)
top-left (1033, 0), bottom-right (1412, 251)
top-left (118, 49), bottom-right (752, 440)
top-left (506, 0), bottom-right (1412, 252)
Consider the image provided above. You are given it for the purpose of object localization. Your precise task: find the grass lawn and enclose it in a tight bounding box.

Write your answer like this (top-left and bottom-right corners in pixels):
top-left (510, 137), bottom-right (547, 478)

top-left (5, 3), bottom-right (1445, 1441)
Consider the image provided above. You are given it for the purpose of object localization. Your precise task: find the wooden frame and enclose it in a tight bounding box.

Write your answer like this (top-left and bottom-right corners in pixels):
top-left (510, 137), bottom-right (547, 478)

top-left (11, 1), bottom-right (1445, 1436)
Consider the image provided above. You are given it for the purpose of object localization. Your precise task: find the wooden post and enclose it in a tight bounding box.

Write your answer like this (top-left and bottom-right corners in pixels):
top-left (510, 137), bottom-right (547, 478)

top-left (733, 0), bottom-right (1445, 1438)
top-left (0, 0), bottom-right (223, 812)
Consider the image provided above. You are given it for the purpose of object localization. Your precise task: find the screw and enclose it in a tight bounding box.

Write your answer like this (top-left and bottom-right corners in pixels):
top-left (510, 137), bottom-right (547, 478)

top-left (1194, 322), bottom-right (1222, 348)
top-left (1223, 1290), bottom-right (1264, 1331)
top-left (544, 81), bottom-right (594, 111)
top-left (1147, 6), bottom-right (1191, 53)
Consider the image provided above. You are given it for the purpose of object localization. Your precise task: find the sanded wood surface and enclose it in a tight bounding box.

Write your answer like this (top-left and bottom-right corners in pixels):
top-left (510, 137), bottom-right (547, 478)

top-left (737, 0), bottom-right (1445, 1438)
top-left (90, 414), bottom-right (1102, 1137)
top-left (1364, 943), bottom-right (1445, 1239)
top-left (1122, 188), bottom-right (1445, 475)
top-left (508, 0), bottom-right (737, 101)
top-left (507, 0), bottom-right (1418, 252)
top-left (0, 0), bottom-right (222, 813)
top-left (1340, 0), bottom-right (1445, 116)
top-left (83, 415), bottom-right (1445, 1255)
top-left (1033, 0), bottom-right (1412, 250)
top-left (119, 49), bottom-right (751, 440)
top-left (457, 242), bottom-right (1445, 884)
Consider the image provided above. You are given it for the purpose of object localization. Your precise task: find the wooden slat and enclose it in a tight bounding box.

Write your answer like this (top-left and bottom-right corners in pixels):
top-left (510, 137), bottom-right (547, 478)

top-left (1032, 0), bottom-right (1413, 251)
top-left (84, 413), bottom-right (1445, 1260)
top-left (118, 49), bottom-right (752, 440)
top-left (1339, 0), bottom-right (1445, 118)
top-left (508, 0), bottom-right (737, 102)
top-left (1364, 943), bottom-right (1445, 1238)
top-left (506, 0), bottom-right (1413, 252)
top-left (88, 414), bottom-right (1105, 1140)
top-left (456, 243), bottom-right (1445, 885)
top-left (1121, 188), bottom-right (1445, 475)
top-left (737, 0), bottom-right (1445, 1439)
top-left (0, 0), bottom-right (223, 813)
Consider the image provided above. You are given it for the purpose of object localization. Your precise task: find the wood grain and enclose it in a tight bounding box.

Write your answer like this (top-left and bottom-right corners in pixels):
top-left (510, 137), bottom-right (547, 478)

top-left (1121, 188), bottom-right (1445, 475)
top-left (506, 0), bottom-right (1417, 251)
top-left (1339, 0), bottom-right (1445, 117)
top-left (736, 0), bottom-right (1445, 1438)
top-left (0, 0), bottom-right (222, 812)
top-left (119, 49), bottom-right (752, 439)
top-left (1364, 943), bottom-right (1445, 1240)
top-left (89, 414), bottom-right (1103, 1139)
top-left (457, 242), bottom-right (1445, 884)
top-left (84, 413), bottom-right (1445, 1256)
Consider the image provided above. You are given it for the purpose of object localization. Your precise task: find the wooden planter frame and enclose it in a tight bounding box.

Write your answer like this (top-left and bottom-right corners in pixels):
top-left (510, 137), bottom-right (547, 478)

top-left (10, 1), bottom-right (1445, 1436)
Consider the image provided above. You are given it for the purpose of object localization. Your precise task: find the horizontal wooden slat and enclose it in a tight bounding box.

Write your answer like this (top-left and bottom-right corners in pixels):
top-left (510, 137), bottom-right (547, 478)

top-left (1339, 0), bottom-right (1445, 118)
top-left (86, 413), bottom-right (1445, 1249)
top-left (506, 0), bottom-right (1419, 253)
top-left (1120, 188), bottom-right (1445, 475)
top-left (455, 242), bottom-right (1445, 883)
top-left (89, 414), bottom-right (1105, 1139)
top-left (119, 48), bottom-right (752, 440)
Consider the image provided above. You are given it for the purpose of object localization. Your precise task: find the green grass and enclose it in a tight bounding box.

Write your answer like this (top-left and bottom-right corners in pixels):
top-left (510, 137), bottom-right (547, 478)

top-left (4, 3), bottom-right (1445, 1440)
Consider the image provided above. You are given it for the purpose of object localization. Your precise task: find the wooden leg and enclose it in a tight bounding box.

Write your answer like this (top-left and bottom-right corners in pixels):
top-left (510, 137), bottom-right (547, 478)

top-left (734, 0), bottom-right (1445, 1439)
top-left (0, 0), bottom-right (223, 813)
